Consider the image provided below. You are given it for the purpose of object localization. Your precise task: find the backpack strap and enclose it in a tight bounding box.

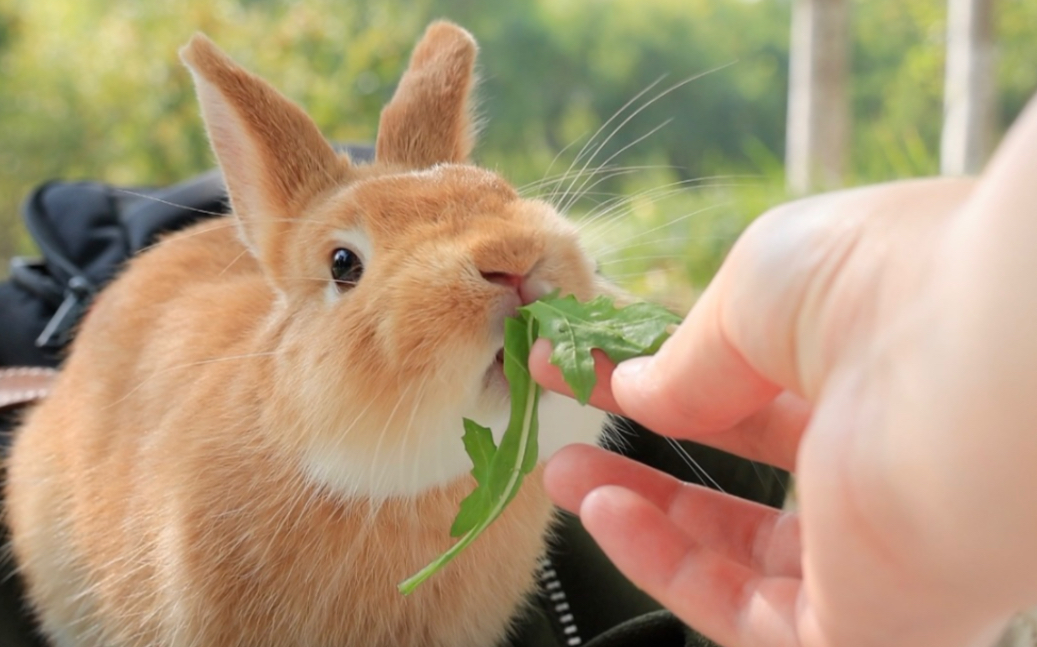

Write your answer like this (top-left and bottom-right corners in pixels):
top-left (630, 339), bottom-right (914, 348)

top-left (0, 367), bottom-right (57, 412)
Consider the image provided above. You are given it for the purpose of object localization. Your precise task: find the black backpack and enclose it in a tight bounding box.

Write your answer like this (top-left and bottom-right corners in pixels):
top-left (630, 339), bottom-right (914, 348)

top-left (0, 164), bottom-right (786, 647)
top-left (0, 170), bottom-right (227, 369)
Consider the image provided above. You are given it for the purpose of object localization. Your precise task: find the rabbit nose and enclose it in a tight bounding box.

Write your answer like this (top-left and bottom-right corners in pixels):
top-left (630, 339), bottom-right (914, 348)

top-left (481, 271), bottom-right (538, 305)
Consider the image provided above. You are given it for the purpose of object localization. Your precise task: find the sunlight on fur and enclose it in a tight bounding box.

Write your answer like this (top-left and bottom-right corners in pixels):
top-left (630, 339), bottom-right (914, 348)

top-left (5, 21), bottom-right (614, 647)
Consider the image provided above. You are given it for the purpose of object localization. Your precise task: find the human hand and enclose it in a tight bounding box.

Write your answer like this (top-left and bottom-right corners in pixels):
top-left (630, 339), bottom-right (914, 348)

top-left (533, 94), bottom-right (1037, 647)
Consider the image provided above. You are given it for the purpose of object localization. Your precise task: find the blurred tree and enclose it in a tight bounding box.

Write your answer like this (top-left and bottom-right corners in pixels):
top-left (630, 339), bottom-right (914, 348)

top-left (0, 0), bottom-right (1034, 296)
top-left (845, 0), bottom-right (1034, 181)
top-left (0, 0), bottom-right (793, 266)
top-left (941, 0), bottom-right (996, 175)
top-left (995, 0), bottom-right (1036, 135)
top-left (785, 0), bottom-right (850, 194)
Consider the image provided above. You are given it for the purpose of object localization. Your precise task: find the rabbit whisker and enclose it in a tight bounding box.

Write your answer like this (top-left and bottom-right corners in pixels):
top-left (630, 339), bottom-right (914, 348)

top-left (114, 188), bottom-right (228, 218)
top-left (546, 75), bottom-right (667, 207)
top-left (574, 174), bottom-right (751, 239)
top-left (217, 247), bottom-right (252, 277)
top-left (366, 380), bottom-right (417, 514)
top-left (525, 167), bottom-right (751, 202)
top-left (557, 119), bottom-right (673, 215)
top-left (594, 233), bottom-right (739, 262)
top-left (664, 437), bottom-right (725, 493)
top-left (402, 376), bottom-right (435, 511)
top-left (552, 166), bottom-right (675, 214)
top-left (553, 64), bottom-right (734, 212)
top-left (104, 351), bottom-right (280, 411)
top-left (133, 220), bottom-right (241, 255)
top-left (589, 202), bottom-right (731, 257)
top-left (576, 179), bottom-right (711, 235)
top-left (533, 126), bottom-right (598, 200)
top-left (570, 175), bottom-right (757, 227)
top-left (597, 254), bottom-right (689, 266)
top-left (131, 218), bottom-right (320, 257)
top-left (519, 164), bottom-right (674, 197)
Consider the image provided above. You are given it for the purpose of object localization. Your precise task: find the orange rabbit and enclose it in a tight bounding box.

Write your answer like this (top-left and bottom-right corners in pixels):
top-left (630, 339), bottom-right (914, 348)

top-left (5, 21), bottom-right (610, 647)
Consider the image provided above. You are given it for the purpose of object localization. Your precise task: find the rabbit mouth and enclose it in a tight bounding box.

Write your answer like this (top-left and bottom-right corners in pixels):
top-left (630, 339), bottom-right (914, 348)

top-left (491, 347), bottom-right (506, 379)
top-left (483, 346), bottom-right (508, 394)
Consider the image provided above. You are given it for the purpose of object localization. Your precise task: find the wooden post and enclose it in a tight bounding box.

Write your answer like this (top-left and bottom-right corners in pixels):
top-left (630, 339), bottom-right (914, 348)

top-left (785, 0), bottom-right (850, 195)
top-left (941, 0), bottom-right (996, 176)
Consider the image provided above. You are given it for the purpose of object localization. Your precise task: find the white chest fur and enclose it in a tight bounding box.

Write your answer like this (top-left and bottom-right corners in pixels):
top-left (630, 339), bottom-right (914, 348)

top-left (302, 392), bottom-right (608, 499)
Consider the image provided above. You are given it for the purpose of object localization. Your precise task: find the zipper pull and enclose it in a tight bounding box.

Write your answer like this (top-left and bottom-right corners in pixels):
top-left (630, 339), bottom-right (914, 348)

top-left (35, 275), bottom-right (95, 351)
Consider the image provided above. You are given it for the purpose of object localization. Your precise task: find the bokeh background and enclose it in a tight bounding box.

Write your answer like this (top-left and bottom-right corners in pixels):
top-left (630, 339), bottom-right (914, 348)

top-left (1, 0), bottom-right (1034, 307)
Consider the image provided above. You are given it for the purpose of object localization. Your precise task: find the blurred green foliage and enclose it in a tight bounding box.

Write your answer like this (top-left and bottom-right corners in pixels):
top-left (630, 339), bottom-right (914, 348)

top-left (0, 0), bottom-right (1034, 306)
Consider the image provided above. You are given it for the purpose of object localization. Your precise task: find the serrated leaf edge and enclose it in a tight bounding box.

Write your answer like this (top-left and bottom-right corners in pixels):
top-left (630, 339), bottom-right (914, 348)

top-left (398, 315), bottom-right (541, 594)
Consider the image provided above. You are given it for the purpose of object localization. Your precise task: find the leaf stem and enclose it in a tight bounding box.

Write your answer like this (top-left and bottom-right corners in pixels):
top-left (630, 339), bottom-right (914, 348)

top-left (398, 315), bottom-right (540, 594)
top-left (398, 296), bottom-right (677, 594)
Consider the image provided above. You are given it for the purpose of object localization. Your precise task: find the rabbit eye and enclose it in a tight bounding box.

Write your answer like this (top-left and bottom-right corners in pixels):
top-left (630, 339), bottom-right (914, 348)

top-left (330, 248), bottom-right (364, 290)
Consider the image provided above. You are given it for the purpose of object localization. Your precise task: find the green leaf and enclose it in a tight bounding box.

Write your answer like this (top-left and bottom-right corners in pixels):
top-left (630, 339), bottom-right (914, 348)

top-left (497, 315), bottom-right (540, 476)
top-left (449, 419), bottom-right (497, 537)
top-left (399, 294), bottom-right (681, 594)
top-left (398, 311), bottom-right (542, 595)
top-left (521, 294), bottom-right (681, 404)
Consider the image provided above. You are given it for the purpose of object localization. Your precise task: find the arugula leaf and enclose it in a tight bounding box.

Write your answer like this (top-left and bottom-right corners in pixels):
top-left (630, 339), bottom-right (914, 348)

top-left (524, 294), bottom-right (681, 404)
top-left (398, 313), bottom-right (540, 594)
top-left (448, 316), bottom-right (540, 539)
top-left (449, 419), bottom-right (496, 537)
top-left (397, 294), bottom-right (679, 595)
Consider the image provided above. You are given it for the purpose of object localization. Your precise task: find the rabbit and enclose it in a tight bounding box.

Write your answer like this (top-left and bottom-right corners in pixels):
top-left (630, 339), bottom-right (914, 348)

top-left (4, 21), bottom-right (613, 647)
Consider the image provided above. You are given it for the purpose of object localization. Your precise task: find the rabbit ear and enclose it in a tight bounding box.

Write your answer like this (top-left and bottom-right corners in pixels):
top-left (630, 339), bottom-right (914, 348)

top-left (376, 21), bottom-right (478, 167)
top-left (180, 34), bottom-right (346, 261)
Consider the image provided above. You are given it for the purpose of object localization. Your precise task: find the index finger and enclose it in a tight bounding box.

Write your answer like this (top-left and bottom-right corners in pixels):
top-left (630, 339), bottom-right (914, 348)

top-left (529, 336), bottom-right (809, 471)
top-left (600, 190), bottom-right (880, 469)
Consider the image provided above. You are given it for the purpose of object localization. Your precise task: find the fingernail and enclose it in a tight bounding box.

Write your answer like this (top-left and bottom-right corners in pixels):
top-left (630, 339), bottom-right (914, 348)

top-left (581, 485), bottom-right (624, 517)
top-left (614, 356), bottom-right (651, 382)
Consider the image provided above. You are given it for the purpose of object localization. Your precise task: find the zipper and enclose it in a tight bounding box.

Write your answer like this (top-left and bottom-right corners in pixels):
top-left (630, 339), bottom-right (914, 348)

top-left (538, 556), bottom-right (582, 646)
